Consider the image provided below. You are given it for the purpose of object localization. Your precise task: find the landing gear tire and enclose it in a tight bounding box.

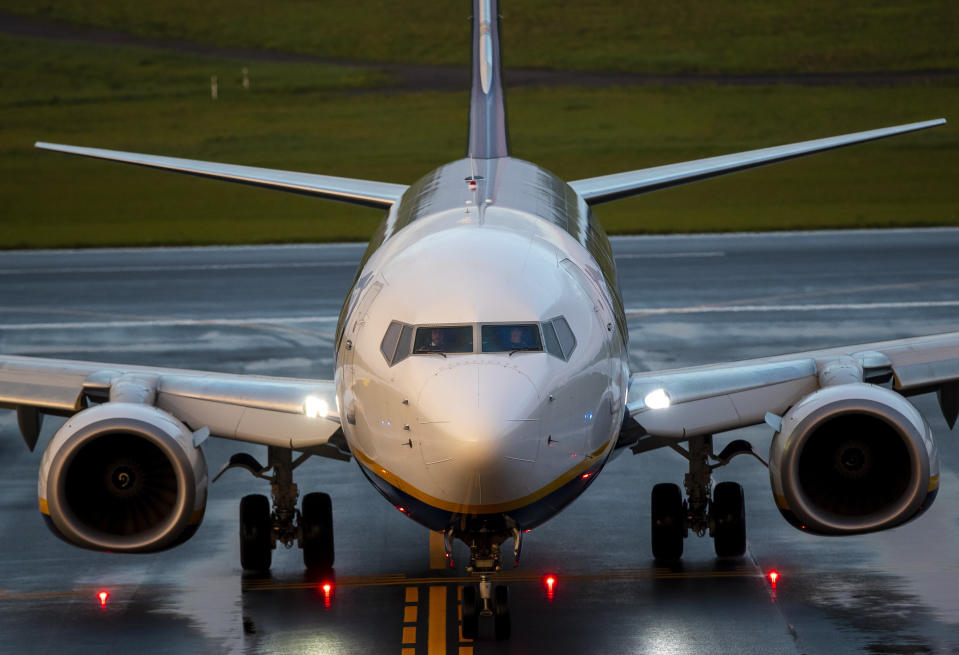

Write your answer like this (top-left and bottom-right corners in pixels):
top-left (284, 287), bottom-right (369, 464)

top-left (651, 482), bottom-right (685, 561)
top-left (301, 492), bottom-right (335, 570)
top-left (712, 481), bottom-right (746, 558)
top-left (462, 585), bottom-right (479, 640)
top-left (493, 584), bottom-right (511, 641)
top-left (240, 494), bottom-right (272, 572)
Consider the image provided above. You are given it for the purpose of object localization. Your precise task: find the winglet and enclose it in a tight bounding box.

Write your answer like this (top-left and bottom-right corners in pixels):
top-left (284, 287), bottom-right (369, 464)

top-left (468, 0), bottom-right (510, 159)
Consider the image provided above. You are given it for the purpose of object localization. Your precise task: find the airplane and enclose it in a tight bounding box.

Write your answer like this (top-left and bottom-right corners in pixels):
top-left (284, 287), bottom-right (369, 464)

top-left (1, 0), bottom-right (955, 641)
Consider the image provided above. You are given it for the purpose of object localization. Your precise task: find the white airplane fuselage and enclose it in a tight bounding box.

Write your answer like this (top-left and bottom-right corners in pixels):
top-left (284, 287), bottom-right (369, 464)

top-left (334, 156), bottom-right (630, 534)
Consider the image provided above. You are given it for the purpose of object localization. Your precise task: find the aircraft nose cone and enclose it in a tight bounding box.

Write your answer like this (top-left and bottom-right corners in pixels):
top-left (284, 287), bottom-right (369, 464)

top-left (417, 363), bottom-right (543, 501)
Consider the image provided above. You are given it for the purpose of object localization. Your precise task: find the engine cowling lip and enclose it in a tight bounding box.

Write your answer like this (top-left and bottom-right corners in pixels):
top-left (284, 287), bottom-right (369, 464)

top-left (45, 412), bottom-right (198, 553)
top-left (780, 395), bottom-right (929, 534)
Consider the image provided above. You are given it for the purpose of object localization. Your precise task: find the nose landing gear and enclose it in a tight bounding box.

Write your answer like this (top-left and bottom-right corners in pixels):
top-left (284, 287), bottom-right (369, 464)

top-left (460, 533), bottom-right (513, 640)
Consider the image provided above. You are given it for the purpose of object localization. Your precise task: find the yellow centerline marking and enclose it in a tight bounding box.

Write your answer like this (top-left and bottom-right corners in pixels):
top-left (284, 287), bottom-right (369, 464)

top-left (401, 626), bottom-right (417, 644)
top-left (404, 605), bottom-right (418, 623)
top-left (457, 585), bottom-right (472, 644)
top-left (428, 586), bottom-right (447, 655)
top-left (405, 586), bottom-right (419, 603)
top-left (430, 531), bottom-right (447, 570)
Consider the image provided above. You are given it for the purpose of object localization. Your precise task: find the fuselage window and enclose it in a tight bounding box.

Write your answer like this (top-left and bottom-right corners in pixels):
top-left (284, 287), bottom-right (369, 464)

top-left (552, 316), bottom-right (577, 359)
top-left (380, 320), bottom-right (415, 366)
top-left (542, 316), bottom-right (576, 360)
top-left (413, 325), bottom-right (474, 354)
top-left (481, 324), bottom-right (543, 353)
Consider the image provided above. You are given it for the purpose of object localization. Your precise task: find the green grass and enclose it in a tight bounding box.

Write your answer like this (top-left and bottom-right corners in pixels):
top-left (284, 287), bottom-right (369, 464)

top-left (0, 34), bottom-right (956, 249)
top-left (2, 0), bottom-right (958, 74)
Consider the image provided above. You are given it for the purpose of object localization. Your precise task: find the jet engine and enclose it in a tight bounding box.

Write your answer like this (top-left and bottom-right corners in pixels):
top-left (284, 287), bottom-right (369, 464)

top-left (38, 402), bottom-right (208, 552)
top-left (769, 383), bottom-right (938, 535)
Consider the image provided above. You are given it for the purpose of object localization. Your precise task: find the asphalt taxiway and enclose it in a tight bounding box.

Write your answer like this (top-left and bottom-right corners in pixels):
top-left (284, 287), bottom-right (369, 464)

top-left (1, 229), bottom-right (958, 654)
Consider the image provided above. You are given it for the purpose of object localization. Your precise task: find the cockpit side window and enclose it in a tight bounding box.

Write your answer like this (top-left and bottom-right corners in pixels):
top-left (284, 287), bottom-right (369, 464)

top-left (481, 324), bottom-right (543, 353)
top-left (413, 325), bottom-right (474, 354)
top-left (542, 316), bottom-right (576, 360)
top-left (380, 320), bottom-right (415, 366)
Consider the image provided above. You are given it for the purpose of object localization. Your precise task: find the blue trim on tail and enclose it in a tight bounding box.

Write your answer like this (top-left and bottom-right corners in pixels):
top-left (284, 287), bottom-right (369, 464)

top-left (468, 0), bottom-right (509, 158)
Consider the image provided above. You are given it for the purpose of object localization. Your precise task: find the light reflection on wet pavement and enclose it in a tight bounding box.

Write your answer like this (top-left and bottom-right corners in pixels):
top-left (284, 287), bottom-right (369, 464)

top-left (1, 232), bottom-right (958, 653)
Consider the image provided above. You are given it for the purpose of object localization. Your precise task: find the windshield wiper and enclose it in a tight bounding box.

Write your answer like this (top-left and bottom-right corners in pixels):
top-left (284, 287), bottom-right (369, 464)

top-left (508, 347), bottom-right (540, 356)
top-left (414, 348), bottom-right (447, 358)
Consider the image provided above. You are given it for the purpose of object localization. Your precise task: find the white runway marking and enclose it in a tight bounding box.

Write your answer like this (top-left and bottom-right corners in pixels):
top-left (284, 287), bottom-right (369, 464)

top-left (0, 316), bottom-right (340, 330)
top-left (626, 300), bottom-right (959, 317)
top-left (0, 261), bottom-right (354, 275)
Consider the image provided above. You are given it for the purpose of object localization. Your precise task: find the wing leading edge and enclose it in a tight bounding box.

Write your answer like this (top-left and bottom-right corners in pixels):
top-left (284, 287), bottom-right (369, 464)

top-left (569, 118), bottom-right (946, 205)
top-left (35, 142), bottom-right (408, 209)
top-left (0, 355), bottom-right (345, 456)
top-left (626, 332), bottom-right (959, 441)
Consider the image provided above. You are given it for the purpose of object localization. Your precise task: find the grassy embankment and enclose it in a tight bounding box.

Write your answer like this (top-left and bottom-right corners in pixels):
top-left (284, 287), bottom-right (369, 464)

top-left (0, 2), bottom-right (956, 248)
top-left (3, 0), bottom-right (958, 73)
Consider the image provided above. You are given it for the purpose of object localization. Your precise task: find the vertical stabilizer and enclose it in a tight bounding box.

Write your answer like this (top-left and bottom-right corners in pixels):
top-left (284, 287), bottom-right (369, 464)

top-left (468, 0), bottom-right (510, 159)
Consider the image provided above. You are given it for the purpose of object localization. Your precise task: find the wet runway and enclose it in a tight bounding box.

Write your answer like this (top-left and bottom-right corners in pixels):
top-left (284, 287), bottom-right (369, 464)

top-left (1, 229), bottom-right (958, 653)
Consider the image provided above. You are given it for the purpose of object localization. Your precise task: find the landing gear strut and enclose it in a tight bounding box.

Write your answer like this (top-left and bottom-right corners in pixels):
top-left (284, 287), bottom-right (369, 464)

top-left (217, 446), bottom-right (335, 572)
top-left (460, 533), bottom-right (512, 640)
top-left (650, 435), bottom-right (764, 561)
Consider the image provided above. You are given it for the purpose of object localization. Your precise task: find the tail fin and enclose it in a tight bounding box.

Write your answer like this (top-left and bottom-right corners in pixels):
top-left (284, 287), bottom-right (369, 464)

top-left (468, 0), bottom-right (509, 159)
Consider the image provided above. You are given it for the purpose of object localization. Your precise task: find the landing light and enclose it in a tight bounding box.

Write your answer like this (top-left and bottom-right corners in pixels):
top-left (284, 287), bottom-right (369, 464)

top-left (305, 395), bottom-right (329, 419)
top-left (644, 388), bottom-right (671, 410)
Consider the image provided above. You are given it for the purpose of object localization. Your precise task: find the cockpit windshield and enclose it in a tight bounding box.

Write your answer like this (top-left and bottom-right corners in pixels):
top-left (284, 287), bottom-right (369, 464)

top-left (481, 324), bottom-right (543, 353)
top-left (413, 325), bottom-right (473, 354)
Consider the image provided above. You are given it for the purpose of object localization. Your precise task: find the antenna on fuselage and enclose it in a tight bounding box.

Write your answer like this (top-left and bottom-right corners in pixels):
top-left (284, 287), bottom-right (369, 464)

top-left (467, 0), bottom-right (510, 159)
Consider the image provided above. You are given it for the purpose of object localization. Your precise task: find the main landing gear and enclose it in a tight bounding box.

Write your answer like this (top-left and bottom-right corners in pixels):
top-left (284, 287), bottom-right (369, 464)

top-left (215, 446), bottom-right (334, 572)
top-left (458, 527), bottom-right (521, 641)
top-left (649, 434), bottom-right (765, 561)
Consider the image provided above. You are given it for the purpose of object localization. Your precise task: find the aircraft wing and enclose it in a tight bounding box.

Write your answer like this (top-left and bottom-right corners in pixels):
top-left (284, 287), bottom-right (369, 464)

top-left (627, 332), bottom-right (959, 440)
top-left (0, 355), bottom-right (347, 458)
top-left (569, 119), bottom-right (945, 205)
top-left (35, 142), bottom-right (407, 209)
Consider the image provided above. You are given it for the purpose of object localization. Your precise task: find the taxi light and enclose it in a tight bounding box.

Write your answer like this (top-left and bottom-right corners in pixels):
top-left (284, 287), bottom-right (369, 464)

top-left (305, 395), bottom-right (329, 419)
top-left (644, 388), bottom-right (671, 410)
top-left (97, 590), bottom-right (109, 609)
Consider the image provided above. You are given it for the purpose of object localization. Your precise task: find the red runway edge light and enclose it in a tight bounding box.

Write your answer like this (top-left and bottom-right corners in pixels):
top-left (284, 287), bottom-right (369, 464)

top-left (768, 570), bottom-right (780, 587)
top-left (97, 590), bottom-right (109, 609)
top-left (321, 582), bottom-right (334, 608)
top-left (544, 575), bottom-right (556, 601)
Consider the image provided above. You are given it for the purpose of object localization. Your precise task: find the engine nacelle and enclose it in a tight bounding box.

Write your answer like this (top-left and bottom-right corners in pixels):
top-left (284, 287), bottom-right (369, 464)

top-left (38, 403), bottom-right (208, 552)
top-left (769, 383), bottom-right (938, 536)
